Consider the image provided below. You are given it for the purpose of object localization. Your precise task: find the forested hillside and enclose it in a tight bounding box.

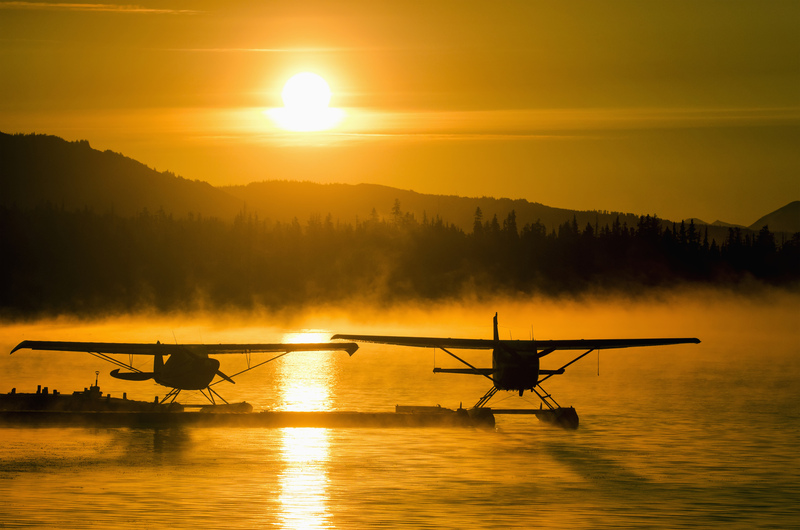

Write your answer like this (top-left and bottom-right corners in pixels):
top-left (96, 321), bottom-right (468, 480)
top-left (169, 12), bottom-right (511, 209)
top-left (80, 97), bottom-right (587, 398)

top-left (1, 204), bottom-right (797, 317)
top-left (221, 180), bottom-right (649, 239)
top-left (0, 132), bottom-right (244, 219)
top-left (2, 131), bottom-right (797, 317)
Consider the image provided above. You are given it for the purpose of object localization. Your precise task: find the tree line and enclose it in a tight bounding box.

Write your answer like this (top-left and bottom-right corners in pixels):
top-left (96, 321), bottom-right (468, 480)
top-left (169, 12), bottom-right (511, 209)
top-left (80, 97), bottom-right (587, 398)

top-left (1, 202), bottom-right (797, 317)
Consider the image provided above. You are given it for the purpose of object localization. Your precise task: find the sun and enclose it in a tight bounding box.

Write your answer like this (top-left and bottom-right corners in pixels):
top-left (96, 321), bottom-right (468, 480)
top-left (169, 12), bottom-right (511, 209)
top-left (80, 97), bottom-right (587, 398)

top-left (267, 72), bottom-right (345, 132)
top-left (282, 72), bottom-right (331, 111)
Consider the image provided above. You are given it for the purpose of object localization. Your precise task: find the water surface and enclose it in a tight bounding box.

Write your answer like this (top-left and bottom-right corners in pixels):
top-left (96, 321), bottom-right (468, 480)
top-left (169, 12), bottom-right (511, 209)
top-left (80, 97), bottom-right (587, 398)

top-left (1, 294), bottom-right (798, 529)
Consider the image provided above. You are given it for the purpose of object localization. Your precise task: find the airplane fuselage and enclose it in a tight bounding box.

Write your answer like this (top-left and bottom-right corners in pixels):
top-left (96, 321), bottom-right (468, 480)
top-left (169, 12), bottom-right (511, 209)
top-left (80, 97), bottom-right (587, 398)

top-left (492, 347), bottom-right (539, 392)
top-left (153, 351), bottom-right (220, 390)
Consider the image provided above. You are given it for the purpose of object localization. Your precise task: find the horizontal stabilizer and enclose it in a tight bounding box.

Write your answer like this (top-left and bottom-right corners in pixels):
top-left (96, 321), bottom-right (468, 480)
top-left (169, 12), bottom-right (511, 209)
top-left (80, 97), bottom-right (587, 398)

top-left (432, 368), bottom-right (494, 375)
top-left (110, 369), bottom-right (153, 381)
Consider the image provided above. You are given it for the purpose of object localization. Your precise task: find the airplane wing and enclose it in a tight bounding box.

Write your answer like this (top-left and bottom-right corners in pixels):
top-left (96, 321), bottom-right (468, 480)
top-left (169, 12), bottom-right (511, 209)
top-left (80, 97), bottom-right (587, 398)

top-left (331, 335), bottom-right (511, 350)
top-left (525, 338), bottom-right (700, 350)
top-left (10, 340), bottom-right (359, 356)
top-left (331, 334), bottom-right (699, 354)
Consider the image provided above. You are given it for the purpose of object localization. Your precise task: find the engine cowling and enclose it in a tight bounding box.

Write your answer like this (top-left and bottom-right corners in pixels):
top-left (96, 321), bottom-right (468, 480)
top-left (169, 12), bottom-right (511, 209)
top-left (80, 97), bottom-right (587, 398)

top-left (491, 348), bottom-right (539, 392)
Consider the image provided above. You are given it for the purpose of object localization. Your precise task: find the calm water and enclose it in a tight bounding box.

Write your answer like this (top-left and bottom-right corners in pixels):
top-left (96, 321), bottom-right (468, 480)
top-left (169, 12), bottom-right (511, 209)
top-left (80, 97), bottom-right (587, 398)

top-left (1, 294), bottom-right (798, 529)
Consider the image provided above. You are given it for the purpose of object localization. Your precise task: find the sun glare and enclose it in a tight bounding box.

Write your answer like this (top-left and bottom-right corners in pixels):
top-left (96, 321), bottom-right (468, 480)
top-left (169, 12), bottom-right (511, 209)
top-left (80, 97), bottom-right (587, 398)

top-left (278, 330), bottom-right (337, 412)
top-left (283, 330), bottom-right (330, 344)
top-left (282, 72), bottom-right (331, 110)
top-left (267, 72), bottom-right (345, 132)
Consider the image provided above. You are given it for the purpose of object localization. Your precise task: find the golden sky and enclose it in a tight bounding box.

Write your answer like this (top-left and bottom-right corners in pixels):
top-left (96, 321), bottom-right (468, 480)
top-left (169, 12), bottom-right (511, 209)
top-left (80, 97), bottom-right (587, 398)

top-left (1, 0), bottom-right (798, 225)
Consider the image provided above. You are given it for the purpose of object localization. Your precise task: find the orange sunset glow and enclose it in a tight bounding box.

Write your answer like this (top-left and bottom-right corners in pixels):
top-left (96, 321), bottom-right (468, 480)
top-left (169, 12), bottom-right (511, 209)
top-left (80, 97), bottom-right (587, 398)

top-left (1, 3), bottom-right (799, 528)
top-left (1, 1), bottom-right (797, 225)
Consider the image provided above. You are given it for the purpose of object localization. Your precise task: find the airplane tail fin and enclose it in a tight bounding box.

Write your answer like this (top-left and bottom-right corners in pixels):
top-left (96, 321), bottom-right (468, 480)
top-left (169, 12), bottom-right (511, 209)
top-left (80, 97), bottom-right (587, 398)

top-left (493, 312), bottom-right (499, 341)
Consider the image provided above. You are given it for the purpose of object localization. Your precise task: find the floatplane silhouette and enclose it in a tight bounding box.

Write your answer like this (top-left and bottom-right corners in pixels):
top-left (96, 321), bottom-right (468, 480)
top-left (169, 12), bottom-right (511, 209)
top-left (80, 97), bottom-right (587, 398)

top-left (9, 313), bottom-right (698, 428)
top-left (10, 340), bottom-right (358, 405)
top-left (333, 313), bottom-right (700, 428)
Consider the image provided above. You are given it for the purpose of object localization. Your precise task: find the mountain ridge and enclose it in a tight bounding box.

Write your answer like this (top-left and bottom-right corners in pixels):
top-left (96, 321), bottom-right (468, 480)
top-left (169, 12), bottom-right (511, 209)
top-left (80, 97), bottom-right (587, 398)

top-left (747, 201), bottom-right (800, 234)
top-left (2, 131), bottom-right (797, 237)
top-left (0, 132), bottom-right (244, 219)
top-left (220, 180), bottom-right (648, 237)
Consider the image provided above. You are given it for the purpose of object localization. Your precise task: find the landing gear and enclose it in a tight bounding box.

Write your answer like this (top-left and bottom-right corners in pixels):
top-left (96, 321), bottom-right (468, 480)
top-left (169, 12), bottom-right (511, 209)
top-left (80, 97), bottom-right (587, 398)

top-left (159, 388), bottom-right (181, 404)
top-left (471, 383), bottom-right (579, 429)
top-left (159, 386), bottom-right (229, 405)
top-left (531, 383), bottom-right (560, 411)
top-left (473, 386), bottom-right (499, 409)
top-left (200, 386), bottom-right (229, 405)
top-left (472, 382), bottom-right (559, 410)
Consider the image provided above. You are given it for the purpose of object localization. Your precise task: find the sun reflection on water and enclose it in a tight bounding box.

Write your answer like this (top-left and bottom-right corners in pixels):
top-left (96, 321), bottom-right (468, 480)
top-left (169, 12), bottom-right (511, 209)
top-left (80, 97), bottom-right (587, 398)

top-left (279, 428), bottom-right (331, 530)
top-left (276, 331), bottom-right (335, 527)
top-left (278, 331), bottom-right (338, 412)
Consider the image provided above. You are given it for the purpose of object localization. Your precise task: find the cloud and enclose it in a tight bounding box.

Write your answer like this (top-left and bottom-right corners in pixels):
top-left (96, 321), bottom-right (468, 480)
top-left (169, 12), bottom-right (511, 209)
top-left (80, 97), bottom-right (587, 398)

top-left (0, 2), bottom-right (198, 14)
top-left (326, 106), bottom-right (800, 141)
top-left (161, 47), bottom-right (351, 53)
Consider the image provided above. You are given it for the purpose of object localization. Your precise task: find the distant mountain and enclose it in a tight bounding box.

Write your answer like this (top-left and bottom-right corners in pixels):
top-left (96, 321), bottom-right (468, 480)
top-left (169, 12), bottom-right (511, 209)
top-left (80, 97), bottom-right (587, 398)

top-left (711, 220), bottom-right (748, 229)
top-left (748, 201), bottom-right (800, 234)
top-left (0, 131), bottom-right (644, 233)
top-left (221, 180), bottom-right (645, 235)
top-left (3, 131), bottom-right (795, 240)
top-left (0, 132), bottom-right (244, 219)
top-left (688, 202), bottom-right (800, 237)
top-left (684, 218), bottom-right (747, 230)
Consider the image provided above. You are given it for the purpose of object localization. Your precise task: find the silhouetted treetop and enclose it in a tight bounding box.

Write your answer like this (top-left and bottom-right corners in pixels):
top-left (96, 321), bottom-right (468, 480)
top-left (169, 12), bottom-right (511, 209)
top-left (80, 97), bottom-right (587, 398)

top-left (0, 202), bottom-right (796, 318)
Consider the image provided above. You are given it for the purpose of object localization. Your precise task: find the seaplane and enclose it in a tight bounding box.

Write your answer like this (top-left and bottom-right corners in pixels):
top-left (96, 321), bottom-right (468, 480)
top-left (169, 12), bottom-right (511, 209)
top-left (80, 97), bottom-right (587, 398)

top-left (10, 339), bottom-right (358, 406)
top-left (332, 313), bottom-right (700, 428)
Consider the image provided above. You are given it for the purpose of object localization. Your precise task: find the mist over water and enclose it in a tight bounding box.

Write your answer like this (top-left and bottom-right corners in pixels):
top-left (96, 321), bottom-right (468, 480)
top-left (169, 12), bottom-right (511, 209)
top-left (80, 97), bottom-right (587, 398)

top-left (1, 289), bottom-right (798, 529)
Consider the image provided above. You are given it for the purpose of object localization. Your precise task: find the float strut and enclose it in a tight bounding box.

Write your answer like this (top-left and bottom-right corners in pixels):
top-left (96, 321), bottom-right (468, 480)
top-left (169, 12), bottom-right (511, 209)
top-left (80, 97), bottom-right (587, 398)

top-left (473, 386), bottom-right (499, 409)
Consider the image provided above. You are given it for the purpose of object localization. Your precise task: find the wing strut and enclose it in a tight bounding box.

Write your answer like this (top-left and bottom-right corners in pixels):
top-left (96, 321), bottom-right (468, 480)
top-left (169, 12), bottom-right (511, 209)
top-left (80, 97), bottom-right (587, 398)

top-left (440, 347), bottom-right (495, 384)
top-left (209, 351), bottom-right (292, 387)
top-left (538, 348), bottom-right (595, 385)
top-left (88, 351), bottom-right (145, 373)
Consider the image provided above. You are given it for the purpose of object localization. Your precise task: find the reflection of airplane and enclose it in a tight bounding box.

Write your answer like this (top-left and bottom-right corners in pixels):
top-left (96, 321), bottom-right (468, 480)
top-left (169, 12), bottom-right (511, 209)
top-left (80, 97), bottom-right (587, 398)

top-left (10, 340), bottom-right (358, 404)
top-left (333, 313), bottom-right (699, 427)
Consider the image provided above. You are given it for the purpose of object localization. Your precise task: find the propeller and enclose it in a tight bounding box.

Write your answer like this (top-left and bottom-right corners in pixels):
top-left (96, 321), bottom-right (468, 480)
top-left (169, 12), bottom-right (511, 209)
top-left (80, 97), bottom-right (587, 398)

top-left (180, 345), bottom-right (236, 385)
top-left (215, 369), bottom-right (235, 384)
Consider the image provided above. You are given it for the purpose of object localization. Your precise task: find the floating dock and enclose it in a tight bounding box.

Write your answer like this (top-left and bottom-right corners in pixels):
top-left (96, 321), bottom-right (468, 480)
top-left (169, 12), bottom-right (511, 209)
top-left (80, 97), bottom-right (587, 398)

top-left (0, 386), bottom-right (491, 429)
top-left (0, 386), bottom-right (579, 429)
top-left (0, 409), bottom-right (491, 428)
